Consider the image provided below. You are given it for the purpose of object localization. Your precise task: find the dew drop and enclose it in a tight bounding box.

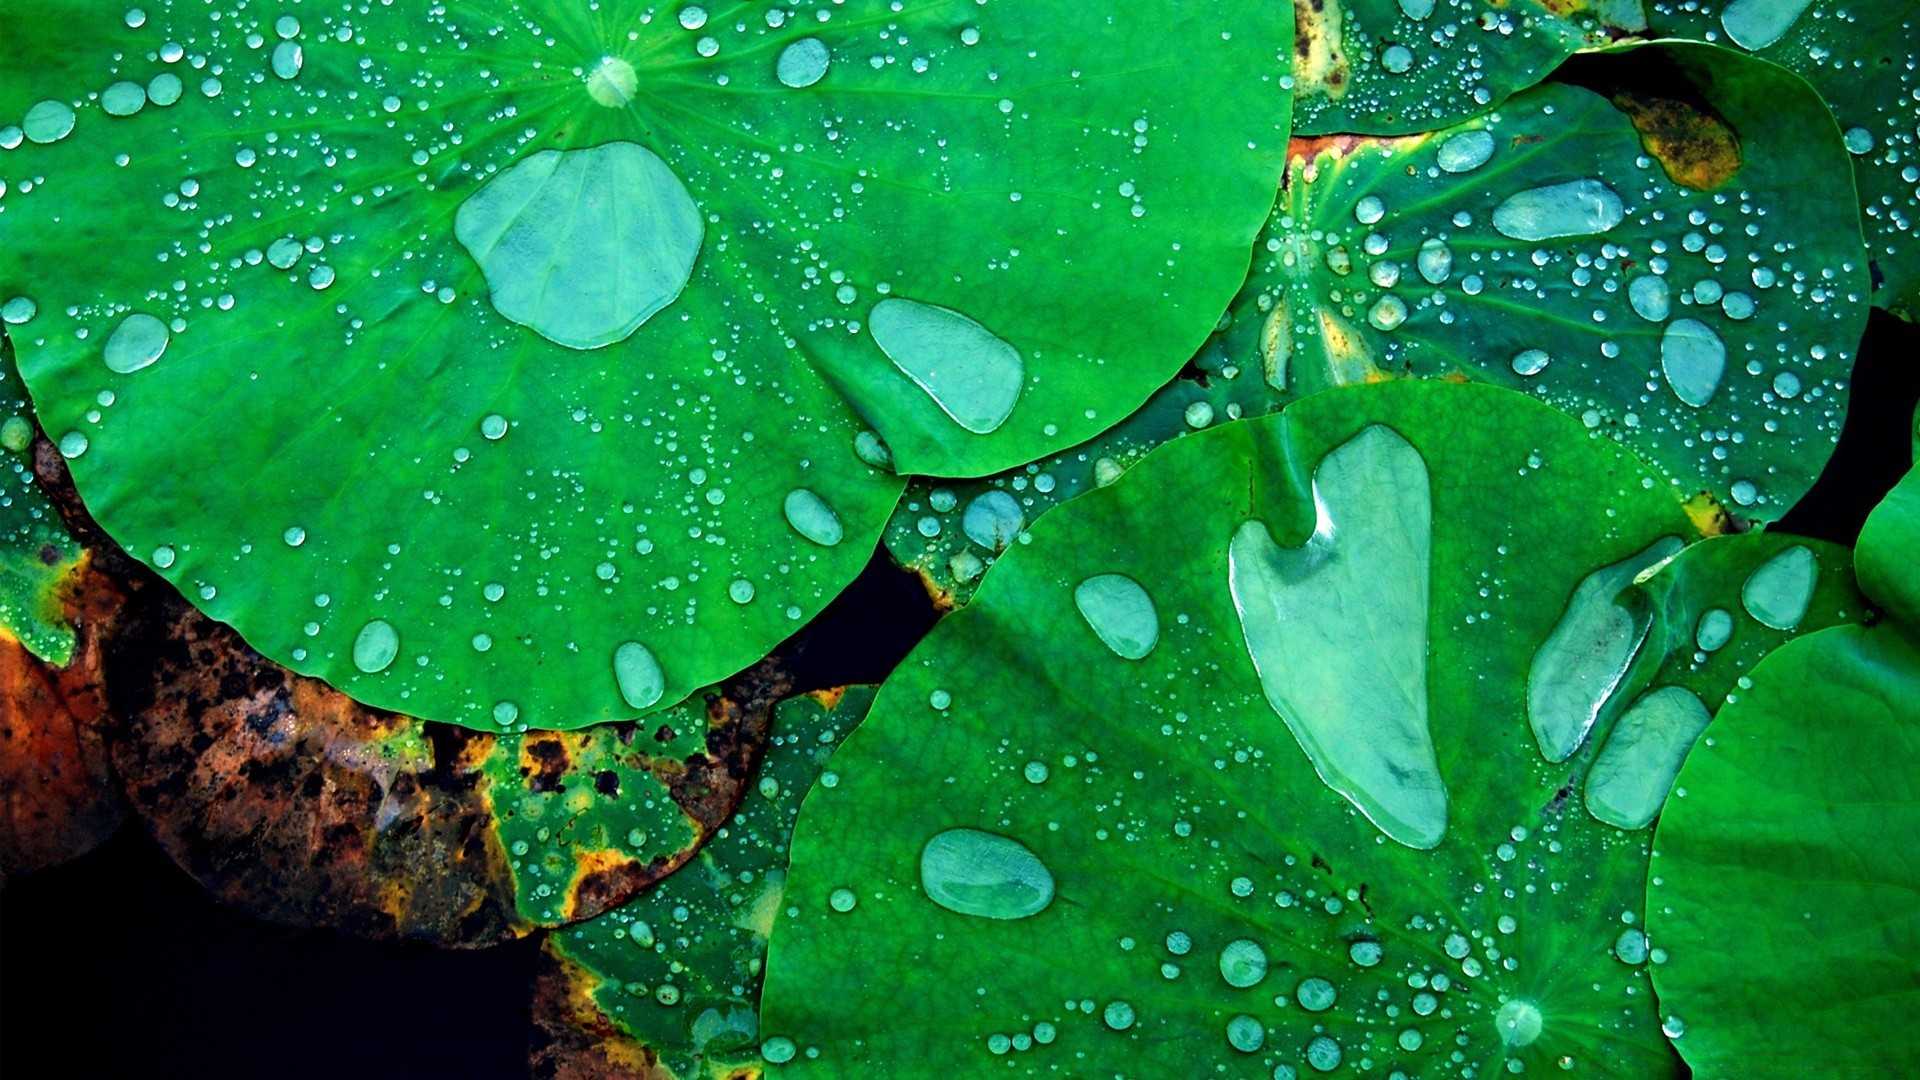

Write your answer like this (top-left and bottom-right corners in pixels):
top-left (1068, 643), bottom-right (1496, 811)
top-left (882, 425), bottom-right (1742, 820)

top-left (1628, 275), bottom-right (1671, 322)
top-left (102, 81), bottom-right (147, 117)
top-left (1416, 238), bottom-right (1452, 284)
top-left (23, 101), bottom-right (76, 145)
top-left (352, 619), bottom-right (400, 673)
top-left (1510, 349), bottom-right (1551, 377)
top-left (962, 490), bottom-right (1023, 551)
top-left (1659, 318), bottom-right (1727, 407)
top-left (1436, 129), bottom-right (1495, 173)
top-left (1227, 1014), bottom-right (1265, 1052)
top-left (1720, 0), bottom-right (1815, 50)
top-left (1585, 685), bottom-right (1713, 830)
top-left (1218, 938), bottom-right (1268, 988)
top-left (783, 488), bottom-right (844, 546)
top-left (57, 431), bottom-right (88, 458)
top-left (481, 414), bottom-right (509, 440)
top-left (919, 828), bottom-right (1054, 920)
top-left (1741, 545), bottom-right (1817, 630)
top-left (613, 641), bottom-right (665, 710)
top-left (103, 313), bottom-right (170, 373)
top-left (147, 73), bottom-right (184, 107)
top-left (1492, 180), bottom-right (1624, 241)
top-left (868, 298), bottom-right (1023, 434)
top-left (777, 37), bottom-right (832, 89)
top-left (271, 40), bottom-right (304, 79)
top-left (1102, 1001), bottom-right (1135, 1031)
top-left (1074, 574), bottom-right (1159, 660)
top-left (1695, 608), bottom-right (1734, 652)
top-left (1495, 1000), bottom-right (1544, 1047)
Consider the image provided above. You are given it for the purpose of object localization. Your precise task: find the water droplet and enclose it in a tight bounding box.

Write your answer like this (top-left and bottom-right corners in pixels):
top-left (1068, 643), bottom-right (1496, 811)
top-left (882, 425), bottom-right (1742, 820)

top-left (761, 1036), bottom-right (797, 1063)
top-left (1720, 0), bottom-right (1814, 50)
top-left (678, 5), bottom-right (708, 29)
top-left (1586, 685), bottom-right (1712, 830)
top-left (728, 578), bottom-right (755, 604)
top-left (783, 488), bottom-right (844, 546)
top-left (1227, 1014), bottom-right (1265, 1052)
top-left (103, 313), bottom-right (170, 373)
top-left (1492, 180), bottom-right (1624, 241)
top-left (1305, 1034), bottom-right (1342, 1071)
top-left (1614, 928), bottom-right (1649, 964)
top-left (481, 413), bottom-right (509, 440)
top-left (1218, 938), bottom-right (1268, 988)
top-left (271, 40), bottom-right (304, 79)
top-left (1295, 976), bottom-right (1338, 1012)
top-left (1436, 129), bottom-right (1495, 173)
top-left (454, 143), bottom-right (702, 351)
top-left (1354, 196), bottom-right (1386, 225)
top-left (1496, 1000), bottom-right (1544, 1046)
top-left (1102, 1001), bottom-right (1135, 1031)
top-left (23, 101), bottom-right (76, 145)
top-left (1695, 608), bottom-right (1734, 651)
top-left (152, 545), bottom-right (176, 569)
top-left (57, 431), bottom-right (88, 458)
top-left (1843, 127), bottom-right (1875, 155)
top-left (828, 887), bottom-right (857, 912)
top-left (493, 701), bottom-right (520, 726)
top-left (1742, 545), bottom-right (1817, 630)
top-left (613, 641), bottom-right (665, 710)
top-left (283, 526), bottom-right (306, 547)
top-left (102, 81), bottom-right (147, 117)
top-left (1381, 45), bottom-right (1413, 73)
top-left (919, 828), bottom-right (1054, 920)
top-left (353, 619), bottom-right (399, 673)
top-left (1511, 349), bottom-right (1551, 377)
top-left (1662, 1014), bottom-right (1687, 1039)
top-left (586, 57), bottom-right (639, 107)
top-left (1660, 319), bottom-right (1726, 407)
top-left (868, 298), bottom-right (1023, 434)
top-left (0, 297), bottom-right (37, 325)
top-left (1074, 574), bottom-right (1159, 660)
top-left (1348, 940), bottom-right (1383, 967)
top-left (1367, 294), bottom-right (1408, 331)
top-left (853, 430), bottom-right (894, 470)
top-left (777, 37), bottom-right (832, 89)
top-left (1229, 426), bottom-right (1447, 849)
top-left (0, 418), bottom-right (31, 452)
top-left (1399, 0), bottom-right (1435, 15)
top-left (147, 73), bottom-right (183, 107)
top-left (1628, 275), bottom-right (1671, 322)
top-left (1528, 537), bottom-right (1684, 762)
top-left (1416, 238), bottom-right (1452, 284)
top-left (962, 490), bottom-right (1023, 551)
top-left (1023, 760), bottom-right (1050, 784)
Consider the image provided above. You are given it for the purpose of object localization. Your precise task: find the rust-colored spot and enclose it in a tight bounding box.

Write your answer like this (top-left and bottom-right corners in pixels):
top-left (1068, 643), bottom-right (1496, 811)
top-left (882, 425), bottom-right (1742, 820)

top-left (808, 685), bottom-right (848, 711)
top-left (1684, 490), bottom-right (1737, 537)
top-left (524, 736), bottom-right (573, 794)
top-left (530, 950), bottom-right (678, 1080)
top-left (1293, 0), bottom-right (1350, 100)
top-left (1611, 90), bottom-right (1742, 191)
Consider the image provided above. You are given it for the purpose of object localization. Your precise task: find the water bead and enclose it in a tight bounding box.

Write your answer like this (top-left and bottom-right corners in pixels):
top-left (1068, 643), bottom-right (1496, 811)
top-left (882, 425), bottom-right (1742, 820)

top-left (352, 619), bottom-right (400, 673)
top-left (777, 37), bottom-right (832, 89)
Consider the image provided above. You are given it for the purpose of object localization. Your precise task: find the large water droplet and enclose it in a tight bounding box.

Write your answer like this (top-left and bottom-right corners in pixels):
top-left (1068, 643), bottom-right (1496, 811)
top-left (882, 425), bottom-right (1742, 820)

top-left (1228, 425), bottom-right (1447, 849)
top-left (783, 488), bottom-right (844, 546)
top-left (868, 298), bottom-right (1023, 434)
top-left (1218, 938), bottom-right (1268, 988)
top-left (23, 101), bottom-right (76, 144)
top-left (586, 57), bottom-right (639, 106)
top-left (1492, 180), bottom-right (1624, 241)
top-left (1074, 574), bottom-right (1159, 660)
top-left (1527, 536), bottom-right (1684, 762)
top-left (1660, 319), bottom-right (1726, 407)
top-left (1436, 130), bottom-right (1495, 173)
top-left (101, 81), bottom-right (147, 117)
top-left (1695, 608), bottom-right (1734, 652)
top-left (1226, 1015), bottom-right (1265, 1052)
top-left (1295, 977), bottom-right (1338, 1012)
top-left (962, 490), bottom-right (1023, 551)
top-left (271, 40), bottom-right (304, 79)
top-left (919, 828), bottom-right (1054, 920)
top-left (1720, 0), bottom-right (1815, 50)
top-left (776, 37), bottom-right (832, 89)
top-left (1416, 238), bottom-right (1452, 285)
top-left (613, 641), bottom-right (665, 710)
top-left (1585, 685), bottom-right (1712, 830)
top-left (1741, 544), bottom-right (1817, 630)
top-left (103, 313), bottom-right (170, 373)
top-left (1495, 1000), bottom-right (1543, 1047)
top-left (353, 619), bottom-right (399, 673)
top-left (1628, 275), bottom-right (1671, 322)
top-left (454, 142), bottom-right (702, 351)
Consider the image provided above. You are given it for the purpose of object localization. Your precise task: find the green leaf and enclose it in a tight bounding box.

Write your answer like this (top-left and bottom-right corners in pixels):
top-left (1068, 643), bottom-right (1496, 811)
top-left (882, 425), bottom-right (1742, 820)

top-left (1289, 0), bottom-right (1646, 136)
top-left (549, 686), bottom-right (874, 1077)
top-left (1856, 463), bottom-right (1920, 627)
top-left (1646, 0), bottom-right (1920, 318)
top-left (0, 332), bottom-right (81, 665)
top-left (1646, 621), bottom-right (1920, 1076)
top-left (763, 381), bottom-right (1692, 1077)
top-left (886, 44), bottom-right (1870, 604)
top-left (0, 0), bottom-right (1291, 729)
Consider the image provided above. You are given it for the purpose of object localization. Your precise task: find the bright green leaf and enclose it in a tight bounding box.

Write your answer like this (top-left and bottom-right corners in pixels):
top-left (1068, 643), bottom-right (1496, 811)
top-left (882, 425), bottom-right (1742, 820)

top-left (0, 0), bottom-right (1291, 728)
top-left (763, 381), bottom-right (1691, 1077)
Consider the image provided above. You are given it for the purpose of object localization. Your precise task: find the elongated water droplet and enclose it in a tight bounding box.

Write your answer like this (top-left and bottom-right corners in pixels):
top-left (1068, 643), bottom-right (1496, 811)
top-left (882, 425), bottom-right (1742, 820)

top-left (1585, 685), bottom-right (1712, 830)
top-left (1629, 275), bottom-right (1671, 322)
top-left (1074, 574), bottom-right (1159, 660)
top-left (1660, 319), bottom-right (1726, 407)
top-left (1218, 939), bottom-right (1268, 988)
top-left (147, 73), bottom-right (183, 107)
top-left (454, 143), bottom-right (703, 351)
top-left (1436, 130), bottom-right (1494, 173)
top-left (783, 488), bottom-right (844, 546)
top-left (1228, 425), bottom-right (1447, 849)
top-left (1741, 545), bottom-right (1817, 630)
top-left (104, 313), bottom-right (170, 373)
top-left (353, 619), bottom-right (399, 673)
top-left (1511, 349), bottom-right (1550, 377)
top-left (613, 641), bottom-right (665, 710)
top-left (1720, 0), bottom-right (1815, 50)
top-left (271, 40), bottom-right (303, 79)
top-left (919, 828), bottom-right (1054, 920)
top-left (1492, 180), bottom-right (1624, 241)
top-left (1527, 536), bottom-right (1684, 762)
top-left (1695, 608), bottom-right (1734, 651)
top-left (777, 37), bottom-right (831, 88)
top-left (1416, 238), bottom-right (1452, 284)
top-left (868, 298), bottom-right (1023, 435)
top-left (23, 101), bottom-right (76, 144)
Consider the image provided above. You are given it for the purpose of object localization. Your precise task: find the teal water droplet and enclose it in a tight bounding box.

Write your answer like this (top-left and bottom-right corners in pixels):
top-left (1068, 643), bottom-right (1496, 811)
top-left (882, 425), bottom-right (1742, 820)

top-left (492, 700), bottom-right (519, 726)
top-left (1614, 928), bottom-right (1649, 964)
top-left (58, 431), bottom-right (88, 458)
top-left (147, 73), bottom-right (183, 107)
top-left (454, 142), bottom-right (703, 351)
top-left (1510, 349), bottom-right (1550, 377)
top-left (152, 545), bottom-right (177, 569)
top-left (1492, 180), bottom-right (1624, 241)
top-left (919, 828), bottom-right (1054, 920)
top-left (1354, 196), bottom-right (1386, 225)
top-left (853, 429), bottom-right (894, 470)
top-left (1496, 1000), bottom-right (1543, 1046)
top-left (0, 297), bottom-right (36, 325)
top-left (1398, 1028), bottom-right (1424, 1051)
top-left (1102, 1001), bottom-right (1135, 1031)
top-left (783, 488), bottom-right (844, 546)
top-left (23, 101), bottom-right (76, 144)
top-left (104, 313), bottom-right (170, 373)
top-left (1228, 426), bottom-right (1447, 849)
top-left (1720, 0), bottom-right (1815, 50)
top-left (1349, 940), bottom-right (1383, 967)
top-left (1436, 130), bottom-right (1495, 173)
top-left (1296, 976), bottom-right (1337, 1012)
top-left (1585, 685), bottom-right (1713, 830)
top-left (613, 640), bottom-right (665, 710)
top-left (829, 887), bottom-right (857, 912)
top-left (1741, 545), bottom-right (1817, 630)
top-left (1227, 1014), bottom-right (1265, 1052)
top-left (1527, 536), bottom-right (1684, 762)
top-left (481, 413), bottom-right (509, 440)
top-left (1306, 1034), bottom-right (1342, 1071)
top-left (962, 490), bottom-right (1023, 551)
top-left (777, 37), bottom-right (832, 89)
top-left (1629, 275), bottom-right (1671, 322)
top-left (1660, 318), bottom-right (1727, 407)
top-left (761, 1036), bottom-right (797, 1063)
top-left (1695, 608), bottom-right (1734, 651)
top-left (1074, 574), bottom-right (1159, 660)
top-left (283, 526), bottom-right (306, 547)
top-left (1367, 294), bottom-right (1408, 331)
top-left (1218, 938), bottom-right (1268, 988)
top-left (868, 298), bottom-right (1023, 434)
top-left (271, 40), bottom-right (304, 79)
top-left (728, 578), bottom-right (755, 604)
top-left (586, 57), bottom-right (639, 106)
top-left (1398, 0), bottom-right (1435, 17)
top-left (1843, 127), bottom-right (1875, 155)
top-left (1023, 760), bottom-right (1049, 784)
top-left (102, 81), bottom-right (147, 117)
top-left (353, 619), bottom-right (399, 673)
top-left (1416, 238), bottom-right (1452, 284)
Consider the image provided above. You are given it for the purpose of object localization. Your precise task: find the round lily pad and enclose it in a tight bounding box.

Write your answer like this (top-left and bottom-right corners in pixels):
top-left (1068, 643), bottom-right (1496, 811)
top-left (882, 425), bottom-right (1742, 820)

top-left (0, 0), bottom-right (1291, 728)
top-left (763, 381), bottom-right (1694, 1076)
top-left (1647, 0), bottom-right (1920, 319)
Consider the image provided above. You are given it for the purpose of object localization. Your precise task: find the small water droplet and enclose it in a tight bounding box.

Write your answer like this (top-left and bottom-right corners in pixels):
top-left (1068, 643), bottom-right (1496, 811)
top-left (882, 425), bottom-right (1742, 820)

top-left (1511, 349), bottom-right (1551, 377)
top-left (828, 887), bottom-right (857, 912)
top-left (1227, 1014), bottom-right (1265, 1052)
top-left (1102, 1001), bottom-right (1135, 1031)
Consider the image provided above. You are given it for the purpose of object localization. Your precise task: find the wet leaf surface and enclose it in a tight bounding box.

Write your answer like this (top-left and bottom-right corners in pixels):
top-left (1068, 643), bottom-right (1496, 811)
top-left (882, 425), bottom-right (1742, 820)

top-left (0, 332), bottom-right (82, 664)
top-left (765, 381), bottom-right (1695, 1077)
top-left (0, 0), bottom-right (1292, 729)
top-left (887, 44), bottom-right (1868, 602)
top-left (538, 688), bottom-right (874, 1079)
